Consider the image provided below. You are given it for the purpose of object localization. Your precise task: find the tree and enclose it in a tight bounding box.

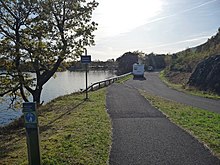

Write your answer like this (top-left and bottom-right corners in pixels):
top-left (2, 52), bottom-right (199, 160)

top-left (0, 0), bottom-right (98, 107)
top-left (116, 52), bottom-right (139, 75)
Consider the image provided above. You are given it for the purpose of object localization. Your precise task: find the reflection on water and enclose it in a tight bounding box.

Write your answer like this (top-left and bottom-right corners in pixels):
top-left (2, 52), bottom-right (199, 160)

top-left (42, 70), bottom-right (115, 102)
top-left (0, 70), bottom-right (115, 126)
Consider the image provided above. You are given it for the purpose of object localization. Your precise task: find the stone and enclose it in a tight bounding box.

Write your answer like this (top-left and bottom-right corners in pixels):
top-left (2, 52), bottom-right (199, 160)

top-left (188, 55), bottom-right (220, 94)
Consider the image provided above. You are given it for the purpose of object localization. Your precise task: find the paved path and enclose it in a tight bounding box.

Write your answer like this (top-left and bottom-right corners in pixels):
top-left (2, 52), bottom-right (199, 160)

top-left (125, 72), bottom-right (220, 114)
top-left (107, 83), bottom-right (220, 164)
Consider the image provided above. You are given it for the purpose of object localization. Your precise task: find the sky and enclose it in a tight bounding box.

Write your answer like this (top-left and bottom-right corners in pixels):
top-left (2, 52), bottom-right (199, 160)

top-left (86, 0), bottom-right (220, 61)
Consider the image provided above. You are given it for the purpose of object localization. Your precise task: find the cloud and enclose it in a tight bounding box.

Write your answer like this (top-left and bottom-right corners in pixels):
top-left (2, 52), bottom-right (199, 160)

top-left (148, 36), bottom-right (210, 49)
top-left (181, 0), bottom-right (218, 13)
top-left (90, 0), bottom-right (220, 60)
top-left (93, 0), bottom-right (164, 37)
top-left (144, 0), bottom-right (218, 25)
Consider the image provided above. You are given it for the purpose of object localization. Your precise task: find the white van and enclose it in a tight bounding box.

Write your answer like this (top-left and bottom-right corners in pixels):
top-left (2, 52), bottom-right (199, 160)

top-left (132, 63), bottom-right (144, 78)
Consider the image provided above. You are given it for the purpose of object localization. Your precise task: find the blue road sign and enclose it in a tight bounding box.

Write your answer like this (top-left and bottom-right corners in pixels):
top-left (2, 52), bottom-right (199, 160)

top-left (22, 102), bottom-right (41, 164)
top-left (81, 55), bottom-right (91, 64)
top-left (25, 112), bottom-right (36, 123)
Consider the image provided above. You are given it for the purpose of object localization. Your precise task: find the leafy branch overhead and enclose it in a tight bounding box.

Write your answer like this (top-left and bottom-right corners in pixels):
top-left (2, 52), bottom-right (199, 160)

top-left (0, 0), bottom-right (98, 106)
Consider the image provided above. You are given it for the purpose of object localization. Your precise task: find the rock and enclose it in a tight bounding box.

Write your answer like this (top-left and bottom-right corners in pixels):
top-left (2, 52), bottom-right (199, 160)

top-left (188, 55), bottom-right (220, 94)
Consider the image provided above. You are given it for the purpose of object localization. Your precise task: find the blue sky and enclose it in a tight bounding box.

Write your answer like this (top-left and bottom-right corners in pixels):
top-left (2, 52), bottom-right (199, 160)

top-left (87, 0), bottom-right (220, 61)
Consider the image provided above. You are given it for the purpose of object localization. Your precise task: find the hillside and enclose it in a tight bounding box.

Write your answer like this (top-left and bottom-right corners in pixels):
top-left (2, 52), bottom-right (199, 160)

top-left (165, 28), bottom-right (220, 88)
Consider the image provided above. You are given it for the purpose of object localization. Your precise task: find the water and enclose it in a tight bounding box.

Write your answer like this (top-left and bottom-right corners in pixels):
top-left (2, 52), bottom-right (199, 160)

top-left (0, 70), bottom-right (115, 126)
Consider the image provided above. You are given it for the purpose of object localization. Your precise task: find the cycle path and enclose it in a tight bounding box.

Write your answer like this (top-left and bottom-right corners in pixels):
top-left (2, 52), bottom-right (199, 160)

top-left (125, 72), bottom-right (220, 114)
top-left (106, 83), bottom-right (220, 165)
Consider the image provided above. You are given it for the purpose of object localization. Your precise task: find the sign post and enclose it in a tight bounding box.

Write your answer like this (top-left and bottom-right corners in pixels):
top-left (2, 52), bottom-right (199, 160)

top-left (81, 49), bottom-right (91, 99)
top-left (23, 102), bottom-right (41, 165)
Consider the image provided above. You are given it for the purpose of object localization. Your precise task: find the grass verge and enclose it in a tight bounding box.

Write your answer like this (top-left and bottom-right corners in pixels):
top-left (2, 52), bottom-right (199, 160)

top-left (116, 74), bottom-right (133, 84)
top-left (140, 90), bottom-right (220, 159)
top-left (0, 89), bottom-right (112, 165)
top-left (159, 70), bottom-right (220, 99)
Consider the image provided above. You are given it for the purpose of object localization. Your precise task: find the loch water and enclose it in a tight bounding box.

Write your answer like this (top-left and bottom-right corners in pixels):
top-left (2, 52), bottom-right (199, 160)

top-left (0, 70), bottom-right (115, 126)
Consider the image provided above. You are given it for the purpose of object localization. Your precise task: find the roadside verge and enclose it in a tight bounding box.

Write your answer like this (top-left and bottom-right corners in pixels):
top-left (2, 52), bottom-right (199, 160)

top-left (140, 90), bottom-right (220, 159)
top-left (159, 70), bottom-right (220, 99)
top-left (0, 89), bottom-right (111, 165)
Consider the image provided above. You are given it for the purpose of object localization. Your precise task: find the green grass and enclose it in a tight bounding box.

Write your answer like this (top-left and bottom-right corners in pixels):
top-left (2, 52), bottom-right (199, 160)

top-left (0, 89), bottom-right (112, 165)
top-left (116, 74), bottom-right (133, 84)
top-left (160, 70), bottom-right (220, 99)
top-left (140, 90), bottom-right (220, 158)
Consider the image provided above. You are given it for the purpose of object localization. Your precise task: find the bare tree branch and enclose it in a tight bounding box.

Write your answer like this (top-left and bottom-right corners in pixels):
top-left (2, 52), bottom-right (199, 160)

top-left (0, 25), bottom-right (15, 40)
top-left (0, 85), bottom-right (20, 97)
top-left (20, 85), bottom-right (29, 102)
top-left (0, 0), bottom-right (17, 18)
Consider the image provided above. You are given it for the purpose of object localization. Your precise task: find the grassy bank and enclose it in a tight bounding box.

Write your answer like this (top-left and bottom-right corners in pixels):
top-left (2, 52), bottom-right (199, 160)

top-left (0, 89), bottom-right (111, 165)
top-left (116, 74), bottom-right (133, 84)
top-left (160, 70), bottom-right (220, 99)
top-left (140, 90), bottom-right (220, 158)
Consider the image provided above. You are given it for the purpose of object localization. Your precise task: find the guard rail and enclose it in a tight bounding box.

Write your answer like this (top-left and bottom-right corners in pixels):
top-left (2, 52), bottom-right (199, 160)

top-left (83, 72), bottom-right (131, 92)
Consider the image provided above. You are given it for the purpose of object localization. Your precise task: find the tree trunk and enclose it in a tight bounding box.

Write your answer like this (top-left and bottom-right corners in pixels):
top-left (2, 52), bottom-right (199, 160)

top-left (32, 86), bottom-right (43, 107)
top-left (30, 57), bottom-right (63, 107)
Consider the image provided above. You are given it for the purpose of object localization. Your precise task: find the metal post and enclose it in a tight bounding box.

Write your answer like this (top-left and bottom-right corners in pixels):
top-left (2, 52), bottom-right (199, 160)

top-left (85, 48), bottom-right (88, 99)
top-left (23, 102), bottom-right (41, 165)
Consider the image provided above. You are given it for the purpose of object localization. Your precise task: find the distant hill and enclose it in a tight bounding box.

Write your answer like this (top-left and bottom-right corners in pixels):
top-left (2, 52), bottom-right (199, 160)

top-left (193, 28), bottom-right (220, 54)
top-left (165, 28), bottom-right (220, 86)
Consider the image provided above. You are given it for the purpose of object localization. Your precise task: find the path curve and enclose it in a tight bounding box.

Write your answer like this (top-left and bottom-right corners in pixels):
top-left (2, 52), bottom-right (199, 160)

top-left (125, 72), bottom-right (220, 114)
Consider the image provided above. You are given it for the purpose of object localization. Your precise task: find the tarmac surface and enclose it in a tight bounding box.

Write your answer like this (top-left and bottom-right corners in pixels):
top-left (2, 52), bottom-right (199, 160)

top-left (106, 73), bottom-right (220, 165)
top-left (125, 72), bottom-right (220, 114)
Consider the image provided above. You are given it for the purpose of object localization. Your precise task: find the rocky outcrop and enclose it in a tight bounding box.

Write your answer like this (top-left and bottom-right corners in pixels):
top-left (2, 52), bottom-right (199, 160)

top-left (188, 55), bottom-right (220, 94)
